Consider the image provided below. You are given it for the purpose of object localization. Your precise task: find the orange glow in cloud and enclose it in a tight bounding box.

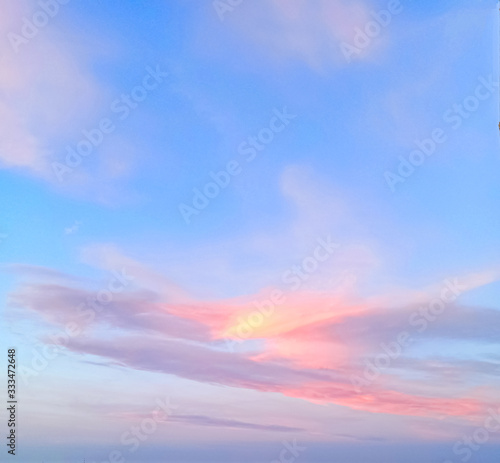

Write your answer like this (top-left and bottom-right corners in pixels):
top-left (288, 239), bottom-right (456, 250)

top-left (11, 258), bottom-right (499, 423)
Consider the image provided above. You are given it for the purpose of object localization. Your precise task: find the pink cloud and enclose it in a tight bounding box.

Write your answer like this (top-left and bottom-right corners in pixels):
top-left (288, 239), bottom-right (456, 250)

top-left (0, 0), bottom-right (106, 177)
top-left (200, 0), bottom-right (388, 71)
top-left (7, 262), bottom-right (500, 422)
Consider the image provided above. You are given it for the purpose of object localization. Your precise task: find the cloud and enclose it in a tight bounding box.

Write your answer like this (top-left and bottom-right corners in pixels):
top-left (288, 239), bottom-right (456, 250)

top-left (162, 414), bottom-right (305, 433)
top-left (0, 1), bottom-right (107, 177)
top-left (8, 282), bottom-right (210, 342)
top-left (88, 400), bottom-right (304, 432)
top-left (7, 261), bottom-right (500, 421)
top-left (205, 0), bottom-right (384, 70)
top-left (64, 221), bottom-right (82, 235)
top-left (79, 244), bottom-right (195, 304)
top-left (1, 263), bottom-right (81, 282)
top-left (55, 333), bottom-right (482, 419)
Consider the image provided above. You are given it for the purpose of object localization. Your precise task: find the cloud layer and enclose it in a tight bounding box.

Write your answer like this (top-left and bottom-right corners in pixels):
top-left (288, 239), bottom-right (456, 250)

top-left (8, 255), bottom-right (500, 425)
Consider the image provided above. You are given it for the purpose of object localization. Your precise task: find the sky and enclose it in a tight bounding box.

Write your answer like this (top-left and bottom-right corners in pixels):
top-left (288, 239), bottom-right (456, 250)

top-left (1, 0), bottom-right (500, 462)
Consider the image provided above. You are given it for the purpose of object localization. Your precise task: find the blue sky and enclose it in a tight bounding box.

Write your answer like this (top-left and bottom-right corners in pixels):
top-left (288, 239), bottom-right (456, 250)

top-left (1, 0), bottom-right (500, 462)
